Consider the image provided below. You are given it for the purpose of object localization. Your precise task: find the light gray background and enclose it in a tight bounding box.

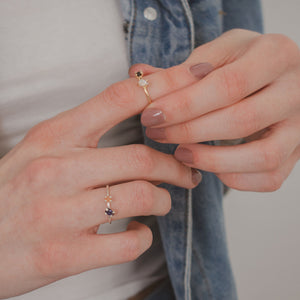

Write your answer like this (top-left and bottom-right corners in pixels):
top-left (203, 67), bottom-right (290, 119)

top-left (224, 1), bottom-right (300, 299)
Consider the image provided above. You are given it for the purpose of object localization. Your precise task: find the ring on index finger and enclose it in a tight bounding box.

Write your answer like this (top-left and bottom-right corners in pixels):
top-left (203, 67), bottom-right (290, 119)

top-left (136, 71), bottom-right (152, 104)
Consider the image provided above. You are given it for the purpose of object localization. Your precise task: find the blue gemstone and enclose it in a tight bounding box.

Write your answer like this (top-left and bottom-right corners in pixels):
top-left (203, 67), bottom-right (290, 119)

top-left (105, 208), bottom-right (114, 216)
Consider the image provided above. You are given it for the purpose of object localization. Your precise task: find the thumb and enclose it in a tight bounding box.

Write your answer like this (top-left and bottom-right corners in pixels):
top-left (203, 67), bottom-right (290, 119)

top-left (30, 59), bottom-right (204, 148)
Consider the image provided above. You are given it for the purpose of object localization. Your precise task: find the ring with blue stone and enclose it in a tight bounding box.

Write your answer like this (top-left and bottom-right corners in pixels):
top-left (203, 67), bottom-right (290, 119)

top-left (104, 185), bottom-right (115, 224)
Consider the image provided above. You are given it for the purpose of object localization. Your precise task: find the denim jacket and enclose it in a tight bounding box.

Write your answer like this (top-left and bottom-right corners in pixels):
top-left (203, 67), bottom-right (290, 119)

top-left (120, 1), bottom-right (263, 299)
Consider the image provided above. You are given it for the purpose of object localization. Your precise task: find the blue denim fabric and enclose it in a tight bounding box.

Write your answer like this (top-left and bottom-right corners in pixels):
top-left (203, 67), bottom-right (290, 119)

top-left (120, 1), bottom-right (263, 299)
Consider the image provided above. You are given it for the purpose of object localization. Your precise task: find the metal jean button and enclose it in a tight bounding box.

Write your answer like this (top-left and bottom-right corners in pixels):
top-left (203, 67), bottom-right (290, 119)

top-left (144, 7), bottom-right (157, 21)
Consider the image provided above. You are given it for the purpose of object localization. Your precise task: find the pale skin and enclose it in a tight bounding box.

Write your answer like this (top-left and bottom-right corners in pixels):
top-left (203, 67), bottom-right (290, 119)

top-left (137, 29), bottom-right (300, 192)
top-left (0, 29), bottom-right (299, 298)
top-left (0, 62), bottom-right (201, 296)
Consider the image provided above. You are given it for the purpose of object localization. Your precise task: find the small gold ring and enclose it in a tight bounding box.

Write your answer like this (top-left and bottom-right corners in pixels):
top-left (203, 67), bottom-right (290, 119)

top-left (104, 185), bottom-right (115, 224)
top-left (135, 71), bottom-right (152, 104)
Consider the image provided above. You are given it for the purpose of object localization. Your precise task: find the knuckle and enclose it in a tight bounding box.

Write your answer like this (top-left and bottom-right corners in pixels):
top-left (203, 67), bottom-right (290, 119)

top-left (23, 157), bottom-right (63, 189)
top-left (232, 106), bottom-right (261, 136)
top-left (264, 171), bottom-right (284, 192)
top-left (128, 145), bottom-right (155, 173)
top-left (175, 94), bottom-right (194, 117)
top-left (219, 173), bottom-right (240, 190)
top-left (218, 67), bottom-right (248, 102)
top-left (24, 120), bottom-right (58, 148)
top-left (178, 121), bottom-right (193, 140)
top-left (222, 28), bottom-right (257, 43)
top-left (102, 81), bottom-right (133, 109)
top-left (258, 34), bottom-right (300, 66)
top-left (162, 67), bottom-right (179, 89)
top-left (267, 34), bottom-right (298, 53)
top-left (132, 181), bottom-right (155, 214)
top-left (227, 28), bottom-right (249, 36)
top-left (259, 145), bottom-right (284, 171)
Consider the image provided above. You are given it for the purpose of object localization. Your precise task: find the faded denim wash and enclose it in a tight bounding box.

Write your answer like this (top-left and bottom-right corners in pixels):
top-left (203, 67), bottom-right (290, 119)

top-left (119, 1), bottom-right (263, 299)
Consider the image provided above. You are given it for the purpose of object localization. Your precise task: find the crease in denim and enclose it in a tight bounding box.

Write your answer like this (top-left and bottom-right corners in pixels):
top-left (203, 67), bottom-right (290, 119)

top-left (180, 0), bottom-right (195, 51)
top-left (192, 246), bottom-right (215, 300)
top-left (184, 188), bottom-right (193, 300)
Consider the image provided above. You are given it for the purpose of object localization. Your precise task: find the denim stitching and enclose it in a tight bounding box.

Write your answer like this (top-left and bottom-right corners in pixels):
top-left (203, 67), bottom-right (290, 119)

top-left (180, 0), bottom-right (195, 51)
top-left (128, 0), bottom-right (137, 65)
top-left (180, 1), bottom-right (194, 298)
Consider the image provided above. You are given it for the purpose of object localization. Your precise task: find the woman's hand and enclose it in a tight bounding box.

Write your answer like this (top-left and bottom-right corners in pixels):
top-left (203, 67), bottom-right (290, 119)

top-left (138, 29), bottom-right (300, 192)
top-left (0, 75), bottom-right (202, 298)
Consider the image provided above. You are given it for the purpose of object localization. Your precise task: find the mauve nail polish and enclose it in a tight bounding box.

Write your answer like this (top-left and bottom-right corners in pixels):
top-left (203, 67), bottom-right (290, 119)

top-left (190, 63), bottom-right (214, 79)
top-left (174, 147), bottom-right (194, 163)
top-left (146, 127), bottom-right (166, 140)
top-left (192, 169), bottom-right (202, 185)
top-left (141, 108), bottom-right (166, 126)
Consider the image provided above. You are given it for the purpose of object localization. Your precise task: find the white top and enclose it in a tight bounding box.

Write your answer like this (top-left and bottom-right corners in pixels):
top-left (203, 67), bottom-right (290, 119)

top-left (0, 1), bottom-right (167, 299)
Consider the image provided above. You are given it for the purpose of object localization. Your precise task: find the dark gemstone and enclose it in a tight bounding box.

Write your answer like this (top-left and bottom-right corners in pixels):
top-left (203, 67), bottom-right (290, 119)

top-left (136, 71), bottom-right (142, 77)
top-left (105, 208), bottom-right (114, 216)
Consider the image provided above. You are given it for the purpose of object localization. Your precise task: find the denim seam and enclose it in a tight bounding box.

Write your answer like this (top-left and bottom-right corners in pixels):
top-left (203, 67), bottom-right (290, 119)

top-left (128, 0), bottom-right (137, 65)
top-left (181, 1), bottom-right (194, 298)
top-left (179, 0), bottom-right (195, 51)
top-left (184, 188), bottom-right (193, 300)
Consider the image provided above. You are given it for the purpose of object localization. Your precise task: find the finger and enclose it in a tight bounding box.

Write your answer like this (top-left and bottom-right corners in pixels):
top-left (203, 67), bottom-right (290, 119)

top-left (86, 221), bottom-right (152, 268)
top-left (185, 29), bottom-right (261, 66)
top-left (63, 144), bottom-right (202, 190)
top-left (128, 63), bottom-right (162, 77)
top-left (216, 145), bottom-right (300, 192)
top-left (53, 221), bottom-right (152, 276)
top-left (189, 71), bottom-right (300, 141)
top-left (70, 181), bottom-right (171, 229)
top-left (173, 118), bottom-right (300, 173)
top-left (34, 63), bottom-right (209, 148)
top-left (141, 33), bottom-right (299, 128)
top-left (146, 71), bottom-right (300, 143)
top-left (29, 31), bottom-right (260, 148)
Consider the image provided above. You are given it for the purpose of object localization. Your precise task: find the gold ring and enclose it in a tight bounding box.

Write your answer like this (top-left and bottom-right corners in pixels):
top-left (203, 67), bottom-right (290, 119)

top-left (104, 185), bottom-right (115, 224)
top-left (135, 71), bottom-right (152, 104)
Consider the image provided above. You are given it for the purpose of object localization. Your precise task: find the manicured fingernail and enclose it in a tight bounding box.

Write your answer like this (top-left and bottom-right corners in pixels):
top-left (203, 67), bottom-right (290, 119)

top-left (146, 127), bottom-right (166, 140)
top-left (141, 108), bottom-right (166, 127)
top-left (174, 147), bottom-right (193, 163)
top-left (190, 63), bottom-right (214, 79)
top-left (192, 168), bottom-right (202, 185)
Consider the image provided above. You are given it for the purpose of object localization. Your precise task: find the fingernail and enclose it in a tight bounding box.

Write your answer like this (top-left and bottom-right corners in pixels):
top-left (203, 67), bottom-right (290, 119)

top-left (190, 63), bottom-right (214, 79)
top-left (174, 147), bottom-right (193, 163)
top-left (141, 108), bottom-right (166, 127)
top-left (146, 127), bottom-right (166, 140)
top-left (192, 168), bottom-right (202, 186)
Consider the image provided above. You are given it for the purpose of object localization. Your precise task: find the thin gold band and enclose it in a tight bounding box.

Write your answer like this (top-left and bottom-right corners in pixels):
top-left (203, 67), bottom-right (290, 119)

top-left (135, 71), bottom-right (152, 104)
top-left (104, 184), bottom-right (115, 224)
top-left (143, 86), bottom-right (152, 104)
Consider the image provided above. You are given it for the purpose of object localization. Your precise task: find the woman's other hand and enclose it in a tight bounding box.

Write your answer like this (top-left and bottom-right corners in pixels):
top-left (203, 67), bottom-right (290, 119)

top-left (138, 29), bottom-right (300, 192)
top-left (0, 75), bottom-right (201, 298)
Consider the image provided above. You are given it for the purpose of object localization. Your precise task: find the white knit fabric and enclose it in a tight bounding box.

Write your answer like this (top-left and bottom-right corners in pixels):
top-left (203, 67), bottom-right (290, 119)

top-left (0, 1), bottom-right (167, 299)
